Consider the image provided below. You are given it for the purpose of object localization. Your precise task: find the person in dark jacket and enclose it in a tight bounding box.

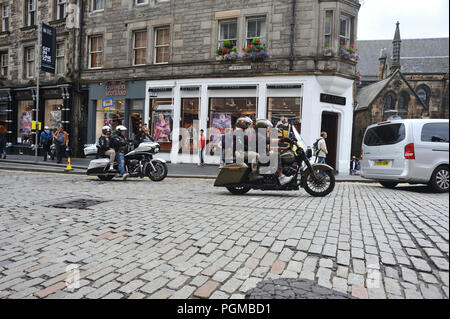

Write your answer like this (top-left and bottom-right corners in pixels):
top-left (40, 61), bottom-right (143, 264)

top-left (98, 126), bottom-right (115, 171)
top-left (112, 125), bottom-right (130, 180)
top-left (0, 125), bottom-right (7, 159)
top-left (40, 126), bottom-right (52, 161)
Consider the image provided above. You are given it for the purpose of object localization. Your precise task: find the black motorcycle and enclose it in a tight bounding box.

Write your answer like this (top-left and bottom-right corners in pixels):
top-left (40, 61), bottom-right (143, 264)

top-left (214, 127), bottom-right (335, 197)
top-left (85, 140), bottom-right (168, 182)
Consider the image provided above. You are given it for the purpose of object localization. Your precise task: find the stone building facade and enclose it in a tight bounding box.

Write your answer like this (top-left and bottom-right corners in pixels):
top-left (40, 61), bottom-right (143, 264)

top-left (0, 0), bottom-right (88, 155)
top-left (352, 22), bottom-right (449, 157)
top-left (81, 0), bottom-right (361, 174)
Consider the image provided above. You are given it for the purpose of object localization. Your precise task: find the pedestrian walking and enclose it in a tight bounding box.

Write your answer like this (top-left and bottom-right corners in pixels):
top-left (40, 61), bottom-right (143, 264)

top-left (198, 129), bottom-right (206, 166)
top-left (316, 131), bottom-right (328, 164)
top-left (0, 125), bottom-right (7, 159)
top-left (40, 126), bottom-right (53, 162)
top-left (54, 126), bottom-right (69, 164)
top-left (350, 155), bottom-right (358, 175)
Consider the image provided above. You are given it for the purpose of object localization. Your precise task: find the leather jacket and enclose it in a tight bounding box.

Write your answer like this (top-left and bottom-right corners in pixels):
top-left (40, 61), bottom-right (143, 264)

top-left (112, 133), bottom-right (128, 153)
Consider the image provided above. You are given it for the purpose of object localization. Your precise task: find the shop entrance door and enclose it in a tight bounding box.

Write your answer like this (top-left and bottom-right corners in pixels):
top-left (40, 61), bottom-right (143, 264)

top-left (321, 112), bottom-right (338, 171)
top-left (129, 112), bottom-right (143, 140)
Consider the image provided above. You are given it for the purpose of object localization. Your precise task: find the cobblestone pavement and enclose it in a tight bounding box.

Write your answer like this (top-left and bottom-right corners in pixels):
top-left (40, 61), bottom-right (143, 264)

top-left (0, 170), bottom-right (448, 299)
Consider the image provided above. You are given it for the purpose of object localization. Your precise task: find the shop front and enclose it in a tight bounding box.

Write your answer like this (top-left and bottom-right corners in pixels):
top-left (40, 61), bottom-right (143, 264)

top-left (87, 81), bottom-right (146, 144)
top-left (145, 75), bottom-right (354, 175)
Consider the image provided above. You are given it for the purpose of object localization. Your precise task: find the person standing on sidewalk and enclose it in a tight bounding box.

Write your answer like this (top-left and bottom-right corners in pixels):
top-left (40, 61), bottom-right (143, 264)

top-left (0, 125), bottom-right (7, 159)
top-left (54, 126), bottom-right (69, 164)
top-left (40, 126), bottom-right (52, 162)
top-left (198, 129), bottom-right (206, 167)
top-left (317, 131), bottom-right (328, 164)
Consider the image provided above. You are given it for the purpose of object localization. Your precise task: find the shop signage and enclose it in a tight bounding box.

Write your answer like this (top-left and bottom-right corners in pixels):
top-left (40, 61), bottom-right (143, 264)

top-left (102, 98), bottom-right (113, 111)
top-left (229, 65), bottom-right (251, 71)
top-left (208, 85), bottom-right (257, 90)
top-left (41, 24), bottom-right (56, 74)
top-left (267, 84), bottom-right (302, 89)
top-left (320, 93), bottom-right (346, 106)
top-left (105, 84), bottom-right (127, 97)
top-left (148, 91), bottom-right (158, 98)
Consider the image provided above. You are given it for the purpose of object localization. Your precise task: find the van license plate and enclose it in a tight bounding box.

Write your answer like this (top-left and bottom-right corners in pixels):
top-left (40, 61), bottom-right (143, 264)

top-left (375, 160), bottom-right (390, 166)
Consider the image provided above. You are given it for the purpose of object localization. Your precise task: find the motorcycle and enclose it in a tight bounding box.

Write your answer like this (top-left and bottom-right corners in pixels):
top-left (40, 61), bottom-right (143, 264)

top-left (214, 127), bottom-right (335, 197)
top-left (84, 140), bottom-right (168, 182)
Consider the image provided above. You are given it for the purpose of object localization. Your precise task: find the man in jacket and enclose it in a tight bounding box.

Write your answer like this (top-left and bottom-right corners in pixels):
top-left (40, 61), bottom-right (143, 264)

top-left (40, 126), bottom-right (52, 161)
top-left (98, 126), bottom-right (115, 171)
top-left (317, 131), bottom-right (328, 164)
top-left (112, 125), bottom-right (130, 180)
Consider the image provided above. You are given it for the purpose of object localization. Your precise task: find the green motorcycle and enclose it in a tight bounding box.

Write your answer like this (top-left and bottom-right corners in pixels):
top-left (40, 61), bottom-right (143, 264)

top-left (214, 128), bottom-right (335, 197)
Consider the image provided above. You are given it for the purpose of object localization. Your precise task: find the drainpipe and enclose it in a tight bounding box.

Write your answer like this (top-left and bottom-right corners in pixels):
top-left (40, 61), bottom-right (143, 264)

top-left (78, 0), bottom-right (84, 91)
top-left (289, 0), bottom-right (296, 71)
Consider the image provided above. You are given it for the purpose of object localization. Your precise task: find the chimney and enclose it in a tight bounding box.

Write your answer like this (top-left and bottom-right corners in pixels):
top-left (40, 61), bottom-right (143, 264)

top-left (378, 48), bottom-right (388, 80)
top-left (391, 21), bottom-right (401, 71)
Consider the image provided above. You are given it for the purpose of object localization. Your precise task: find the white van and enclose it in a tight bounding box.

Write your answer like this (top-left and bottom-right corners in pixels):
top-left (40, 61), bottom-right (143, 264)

top-left (361, 119), bottom-right (449, 192)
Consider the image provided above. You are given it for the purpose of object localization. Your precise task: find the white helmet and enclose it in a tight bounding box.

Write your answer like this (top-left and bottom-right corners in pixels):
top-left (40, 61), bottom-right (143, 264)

top-left (102, 126), bottom-right (111, 134)
top-left (116, 125), bottom-right (127, 133)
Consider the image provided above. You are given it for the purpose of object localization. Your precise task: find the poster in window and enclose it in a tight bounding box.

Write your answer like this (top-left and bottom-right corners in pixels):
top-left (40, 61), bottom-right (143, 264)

top-left (50, 109), bottom-right (61, 129)
top-left (211, 112), bottom-right (231, 145)
top-left (20, 111), bottom-right (32, 135)
top-left (154, 112), bottom-right (171, 142)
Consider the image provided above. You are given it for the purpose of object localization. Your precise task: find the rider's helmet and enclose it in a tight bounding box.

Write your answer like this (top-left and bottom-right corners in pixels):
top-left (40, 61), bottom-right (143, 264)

top-left (254, 119), bottom-right (273, 129)
top-left (102, 126), bottom-right (111, 134)
top-left (116, 125), bottom-right (127, 133)
top-left (235, 117), bottom-right (253, 130)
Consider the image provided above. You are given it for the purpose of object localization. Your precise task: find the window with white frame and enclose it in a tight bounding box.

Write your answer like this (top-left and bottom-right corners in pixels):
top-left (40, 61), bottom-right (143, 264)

top-left (92, 0), bottom-right (105, 11)
top-left (246, 17), bottom-right (266, 46)
top-left (56, 43), bottom-right (65, 75)
top-left (0, 51), bottom-right (7, 77)
top-left (136, 0), bottom-right (149, 4)
top-left (26, 0), bottom-right (37, 27)
top-left (339, 15), bottom-right (351, 46)
top-left (1, 4), bottom-right (9, 32)
top-left (133, 30), bottom-right (147, 65)
top-left (56, 0), bottom-right (67, 20)
top-left (25, 47), bottom-right (35, 78)
top-left (219, 20), bottom-right (237, 48)
top-left (154, 27), bottom-right (169, 64)
top-left (89, 35), bottom-right (103, 68)
top-left (324, 10), bottom-right (333, 48)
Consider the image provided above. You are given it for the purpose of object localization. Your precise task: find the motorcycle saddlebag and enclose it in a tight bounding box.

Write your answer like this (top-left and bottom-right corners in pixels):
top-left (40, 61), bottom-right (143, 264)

top-left (214, 163), bottom-right (249, 186)
top-left (86, 158), bottom-right (109, 175)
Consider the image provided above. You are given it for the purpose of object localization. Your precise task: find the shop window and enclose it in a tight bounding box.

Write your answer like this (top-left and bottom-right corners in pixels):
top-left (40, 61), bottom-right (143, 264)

top-left (339, 15), bottom-right (351, 46)
top-left (56, 43), bottom-right (65, 75)
top-left (154, 27), bottom-right (169, 64)
top-left (324, 10), bottom-right (333, 48)
top-left (89, 35), bottom-right (103, 68)
top-left (0, 51), bottom-right (7, 77)
top-left (136, 0), bottom-right (148, 4)
top-left (18, 101), bottom-right (34, 144)
top-left (219, 20), bottom-right (237, 48)
top-left (180, 98), bottom-right (199, 152)
top-left (26, 0), bottom-right (36, 27)
top-left (95, 99), bottom-right (125, 141)
top-left (246, 17), bottom-right (266, 46)
top-left (0, 102), bottom-right (7, 128)
top-left (208, 98), bottom-right (257, 147)
top-left (129, 99), bottom-right (144, 140)
top-left (56, 0), bottom-right (66, 20)
top-left (133, 30), bottom-right (147, 65)
top-left (267, 97), bottom-right (302, 138)
top-left (1, 4), bottom-right (9, 32)
top-left (25, 46), bottom-right (35, 79)
top-left (92, 0), bottom-right (104, 11)
top-left (44, 100), bottom-right (63, 130)
top-left (151, 98), bottom-right (173, 149)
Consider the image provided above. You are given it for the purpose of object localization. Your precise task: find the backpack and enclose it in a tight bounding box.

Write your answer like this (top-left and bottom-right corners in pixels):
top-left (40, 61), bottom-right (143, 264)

top-left (41, 131), bottom-right (52, 146)
top-left (313, 138), bottom-right (320, 155)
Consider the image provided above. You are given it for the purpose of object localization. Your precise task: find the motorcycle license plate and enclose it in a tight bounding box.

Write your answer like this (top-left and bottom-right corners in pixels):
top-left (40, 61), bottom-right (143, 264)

top-left (375, 160), bottom-right (390, 166)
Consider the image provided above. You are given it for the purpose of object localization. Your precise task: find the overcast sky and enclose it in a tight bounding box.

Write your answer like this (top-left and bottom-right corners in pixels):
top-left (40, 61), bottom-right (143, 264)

top-left (357, 0), bottom-right (449, 40)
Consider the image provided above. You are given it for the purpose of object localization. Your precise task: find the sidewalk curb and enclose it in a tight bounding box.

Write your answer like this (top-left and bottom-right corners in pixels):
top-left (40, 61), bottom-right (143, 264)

top-left (0, 159), bottom-right (86, 170)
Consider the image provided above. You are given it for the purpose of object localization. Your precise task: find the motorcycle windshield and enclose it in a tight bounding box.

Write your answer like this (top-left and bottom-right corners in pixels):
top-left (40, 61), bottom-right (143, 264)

top-left (292, 127), bottom-right (307, 150)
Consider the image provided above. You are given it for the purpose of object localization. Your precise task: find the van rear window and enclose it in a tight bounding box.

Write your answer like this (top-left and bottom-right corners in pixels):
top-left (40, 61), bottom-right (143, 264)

top-left (364, 124), bottom-right (405, 146)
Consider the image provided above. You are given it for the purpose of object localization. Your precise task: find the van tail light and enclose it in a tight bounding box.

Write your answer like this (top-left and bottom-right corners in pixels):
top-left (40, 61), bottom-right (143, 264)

top-left (404, 143), bottom-right (415, 159)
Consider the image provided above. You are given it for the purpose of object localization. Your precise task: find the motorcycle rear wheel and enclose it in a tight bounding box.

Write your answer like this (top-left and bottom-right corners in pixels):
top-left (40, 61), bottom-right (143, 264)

top-left (303, 169), bottom-right (335, 197)
top-left (97, 175), bottom-right (114, 181)
top-left (226, 186), bottom-right (251, 195)
top-left (147, 161), bottom-right (168, 181)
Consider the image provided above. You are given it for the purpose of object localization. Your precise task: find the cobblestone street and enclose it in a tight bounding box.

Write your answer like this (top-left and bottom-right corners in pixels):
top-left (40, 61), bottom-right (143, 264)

top-left (0, 170), bottom-right (448, 299)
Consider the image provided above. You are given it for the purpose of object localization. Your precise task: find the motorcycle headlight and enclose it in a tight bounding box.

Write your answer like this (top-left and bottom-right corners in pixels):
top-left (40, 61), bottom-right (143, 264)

top-left (154, 146), bottom-right (160, 154)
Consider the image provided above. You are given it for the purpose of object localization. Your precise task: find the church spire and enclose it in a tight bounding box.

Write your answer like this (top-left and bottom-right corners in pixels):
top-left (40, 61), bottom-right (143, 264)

top-left (391, 21), bottom-right (401, 71)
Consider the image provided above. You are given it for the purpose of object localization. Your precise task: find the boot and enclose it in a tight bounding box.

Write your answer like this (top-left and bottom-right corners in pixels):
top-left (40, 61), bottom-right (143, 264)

top-left (279, 174), bottom-right (294, 185)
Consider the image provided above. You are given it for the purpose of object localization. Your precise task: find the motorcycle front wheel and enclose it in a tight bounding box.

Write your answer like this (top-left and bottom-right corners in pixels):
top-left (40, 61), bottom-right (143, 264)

top-left (97, 175), bottom-right (114, 181)
top-left (226, 186), bottom-right (251, 195)
top-left (303, 169), bottom-right (335, 197)
top-left (147, 161), bottom-right (168, 181)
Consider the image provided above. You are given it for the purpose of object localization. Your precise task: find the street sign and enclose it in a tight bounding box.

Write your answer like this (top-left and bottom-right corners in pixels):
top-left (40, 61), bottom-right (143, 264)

top-left (41, 23), bottom-right (56, 74)
top-left (102, 97), bottom-right (113, 111)
top-left (149, 91), bottom-right (158, 98)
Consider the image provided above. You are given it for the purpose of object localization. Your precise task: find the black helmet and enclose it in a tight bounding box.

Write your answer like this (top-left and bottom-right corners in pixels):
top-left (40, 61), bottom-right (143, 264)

top-left (235, 117), bottom-right (252, 129)
top-left (255, 119), bottom-right (273, 129)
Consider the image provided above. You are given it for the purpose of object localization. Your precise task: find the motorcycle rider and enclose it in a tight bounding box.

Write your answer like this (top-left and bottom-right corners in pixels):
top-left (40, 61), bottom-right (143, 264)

top-left (112, 125), bottom-right (130, 181)
top-left (98, 126), bottom-right (115, 171)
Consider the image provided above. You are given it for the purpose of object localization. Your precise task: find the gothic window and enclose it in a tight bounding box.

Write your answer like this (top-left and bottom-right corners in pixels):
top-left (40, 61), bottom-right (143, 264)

top-left (398, 92), bottom-right (410, 110)
top-left (416, 85), bottom-right (430, 108)
top-left (384, 92), bottom-right (396, 110)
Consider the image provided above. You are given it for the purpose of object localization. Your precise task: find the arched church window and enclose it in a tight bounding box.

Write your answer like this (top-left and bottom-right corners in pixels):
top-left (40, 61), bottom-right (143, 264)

top-left (417, 85), bottom-right (430, 107)
top-left (398, 92), bottom-right (410, 110)
top-left (384, 92), bottom-right (396, 109)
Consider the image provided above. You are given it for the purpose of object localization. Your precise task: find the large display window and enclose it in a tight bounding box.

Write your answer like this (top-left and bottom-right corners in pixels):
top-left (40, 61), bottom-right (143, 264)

top-left (95, 98), bottom-right (125, 140)
top-left (267, 97), bottom-right (302, 142)
top-left (129, 99), bottom-right (144, 140)
top-left (180, 98), bottom-right (199, 152)
top-left (44, 99), bottom-right (63, 130)
top-left (17, 101), bottom-right (33, 144)
top-left (150, 98), bottom-right (173, 151)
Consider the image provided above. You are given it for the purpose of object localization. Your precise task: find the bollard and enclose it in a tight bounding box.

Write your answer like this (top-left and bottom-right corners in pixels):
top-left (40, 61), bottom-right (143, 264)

top-left (65, 157), bottom-right (73, 172)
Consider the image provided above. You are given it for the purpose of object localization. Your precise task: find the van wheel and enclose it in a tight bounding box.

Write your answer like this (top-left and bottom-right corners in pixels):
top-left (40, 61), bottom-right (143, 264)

top-left (380, 181), bottom-right (398, 189)
top-left (429, 165), bottom-right (449, 193)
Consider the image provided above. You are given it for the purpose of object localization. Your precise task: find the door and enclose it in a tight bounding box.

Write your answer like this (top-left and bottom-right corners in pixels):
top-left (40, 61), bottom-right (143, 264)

top-left (129, 112), bottom-right (143, 141)
top-left (321, 112), bottom-right (338, 170)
